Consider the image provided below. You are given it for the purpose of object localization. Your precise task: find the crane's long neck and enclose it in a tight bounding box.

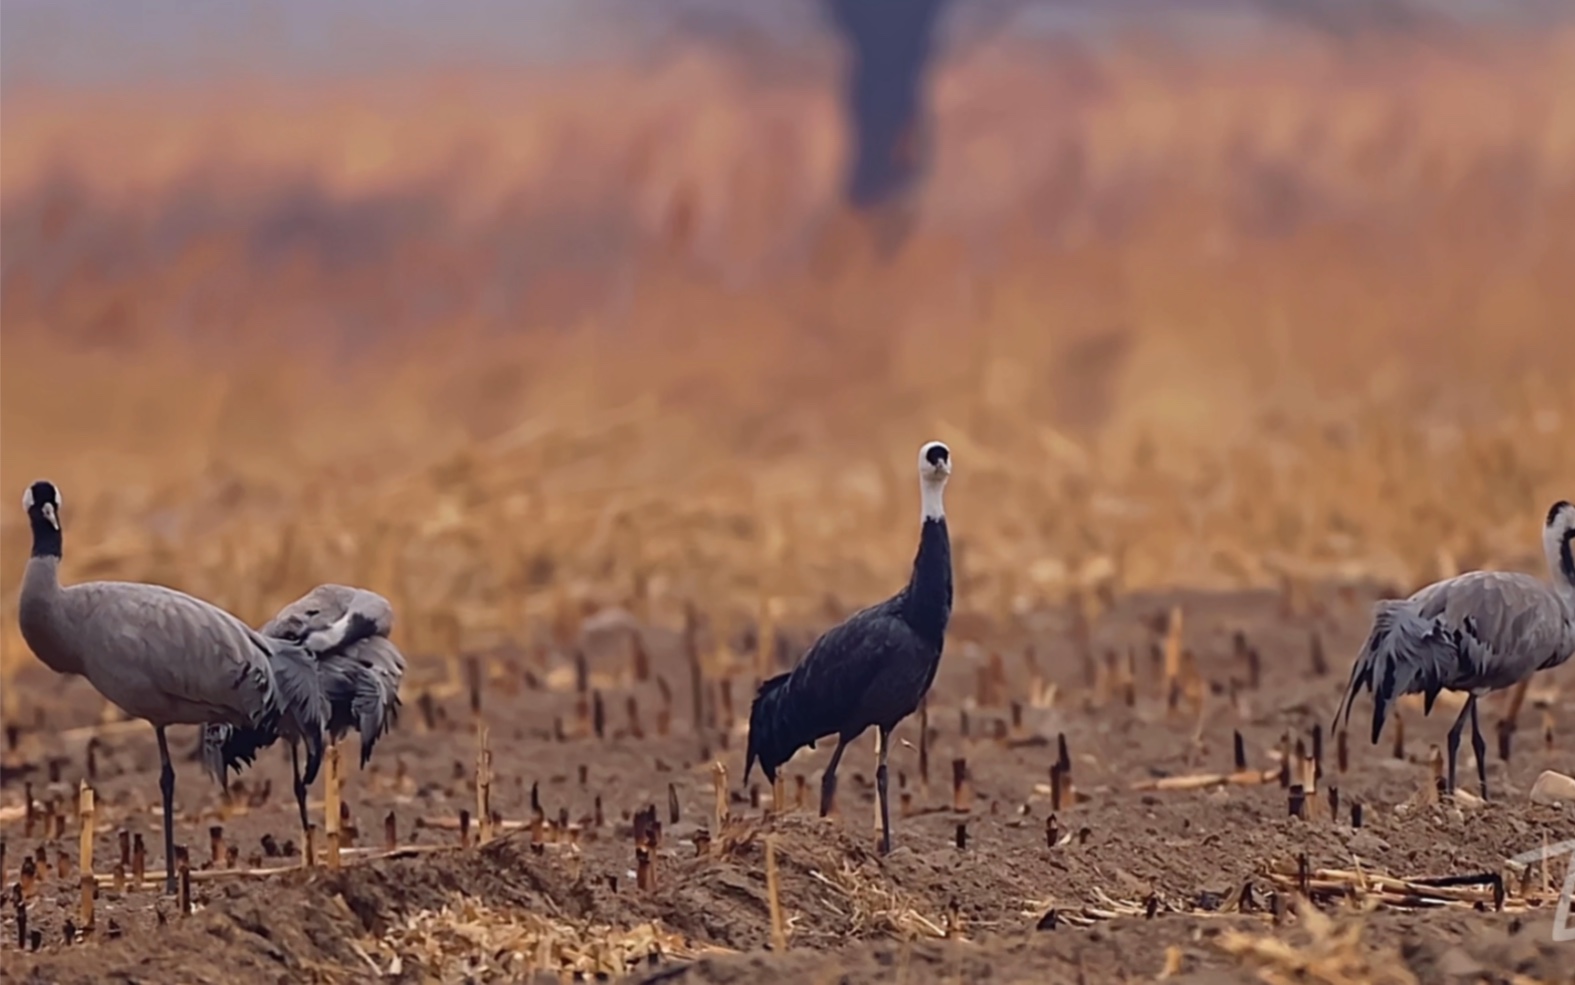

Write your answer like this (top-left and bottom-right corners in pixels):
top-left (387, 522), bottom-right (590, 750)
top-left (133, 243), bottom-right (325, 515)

top-left (19, 518), bottom-right (80, 675)
top-left (30, 509), bottom-right (61, 561)
top-left (21, 555), bottom-right (62, 607)
top-left (901, 479), bottom-right (952, 647)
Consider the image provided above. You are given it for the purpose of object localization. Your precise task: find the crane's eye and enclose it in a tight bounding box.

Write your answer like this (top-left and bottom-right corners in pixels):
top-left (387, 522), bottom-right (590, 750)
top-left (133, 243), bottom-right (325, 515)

top-left (305, 609), bottom-right (320, 617)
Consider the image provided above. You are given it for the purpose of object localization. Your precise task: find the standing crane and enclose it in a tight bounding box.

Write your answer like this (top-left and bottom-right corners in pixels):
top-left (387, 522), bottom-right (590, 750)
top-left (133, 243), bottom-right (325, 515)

top-left (17, 480), bottom-right (325, 894)
top-left (747, 440), bottom-right (953, 853)
top-left (1334, 500), bottom-right (1575, 799)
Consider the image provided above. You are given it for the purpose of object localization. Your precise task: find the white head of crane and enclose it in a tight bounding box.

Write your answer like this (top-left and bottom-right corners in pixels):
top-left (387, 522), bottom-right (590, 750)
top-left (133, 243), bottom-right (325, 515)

top-left (917, 440), bottom-right (950, 522)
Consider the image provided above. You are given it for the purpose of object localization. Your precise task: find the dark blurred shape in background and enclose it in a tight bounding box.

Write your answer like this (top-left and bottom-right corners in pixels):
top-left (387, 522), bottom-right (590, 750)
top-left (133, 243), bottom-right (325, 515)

top-left (826, 0), bottom-right (947, 241)
top-left (2, 0), bottom-right (1572, 362)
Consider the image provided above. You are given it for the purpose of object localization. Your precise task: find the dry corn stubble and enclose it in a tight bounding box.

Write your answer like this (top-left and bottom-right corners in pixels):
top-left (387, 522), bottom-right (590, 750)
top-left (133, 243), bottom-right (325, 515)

top-left (1216, 896), bottom-right (1421, 985)
top-left (372, 900), bottom-right (720, 980)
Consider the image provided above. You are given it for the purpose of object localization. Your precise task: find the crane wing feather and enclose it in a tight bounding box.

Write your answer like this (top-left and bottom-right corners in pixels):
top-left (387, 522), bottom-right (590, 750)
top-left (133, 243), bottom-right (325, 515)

top-left (1336, 571), bottom-right (1573, 744)
top-left (322, 636), bottom-right (406, 765)
top-left (781, 606), bottom-right (908, 735)
top-left (747, 603), bottom-right (916, 782)
top-left (1411, 572), bottom-right (1570, 684)
top-left (60, 581), bottom-right (277, 727)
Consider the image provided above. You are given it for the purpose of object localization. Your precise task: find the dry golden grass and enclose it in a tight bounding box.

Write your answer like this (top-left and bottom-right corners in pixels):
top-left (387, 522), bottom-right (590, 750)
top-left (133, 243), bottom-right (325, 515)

top-left (1216, 896), bottom-right (1420, 985)
top-left (367, 899), bottom-right (718, 980)
top-left (2, 31), bottom-right (1573, 699)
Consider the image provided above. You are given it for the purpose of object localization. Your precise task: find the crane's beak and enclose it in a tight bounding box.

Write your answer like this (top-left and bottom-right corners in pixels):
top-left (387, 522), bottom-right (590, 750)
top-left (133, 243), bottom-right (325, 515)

top-left (40, 503), bottom-right (59, 530)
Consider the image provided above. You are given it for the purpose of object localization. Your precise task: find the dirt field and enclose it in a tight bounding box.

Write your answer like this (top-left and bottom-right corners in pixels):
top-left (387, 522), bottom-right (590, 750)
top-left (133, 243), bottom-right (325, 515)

top-left (2, 582), bottom-right (1572, 984)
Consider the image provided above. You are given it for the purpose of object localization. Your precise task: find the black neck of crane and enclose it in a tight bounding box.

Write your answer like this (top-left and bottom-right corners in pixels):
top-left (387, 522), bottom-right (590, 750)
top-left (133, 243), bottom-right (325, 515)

top-left (900, 516), bottom-right (952, 647)
top-left (29, 510), bottom-right (61, 559)
top-left (1560, 529), bottom-right (1575, 588)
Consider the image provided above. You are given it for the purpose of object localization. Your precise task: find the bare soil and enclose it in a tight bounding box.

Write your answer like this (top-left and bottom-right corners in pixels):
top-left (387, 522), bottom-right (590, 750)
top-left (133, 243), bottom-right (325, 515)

top-left (3, 586), bottom-right (1574, 984)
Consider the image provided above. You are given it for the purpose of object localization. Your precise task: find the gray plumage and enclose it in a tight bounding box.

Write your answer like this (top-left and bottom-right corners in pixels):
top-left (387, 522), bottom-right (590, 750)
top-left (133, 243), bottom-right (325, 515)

top-left (1334, 499), bottom-right (1575, 798)
top-left (203, 583), bottom-right (404, 832)
top-left (17, 479), bottom-right (322, 895)
top-left (20, 579), bottom-right (283, 729)
top-left (263, 583), bottom-right (404, 764)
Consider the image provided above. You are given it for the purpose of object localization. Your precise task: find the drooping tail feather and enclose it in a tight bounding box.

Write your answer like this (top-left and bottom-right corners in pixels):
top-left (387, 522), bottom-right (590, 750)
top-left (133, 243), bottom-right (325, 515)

top-left (202, 636), bottom-right (290, 786)
top-left (270, 642), bottom-right (331, 786)
top-left (213, 640), bottom-right (331, 788)
top-left (202, 642), bottom-right (330, 787)
top-left (200, 722), bottom-right (274, 786)
top-left (341, 636), bottom-right (405, 768)
top-left (352, 672), bottom-right (401, 768)
top-left (1334, 602), bottom-right (1461, 745)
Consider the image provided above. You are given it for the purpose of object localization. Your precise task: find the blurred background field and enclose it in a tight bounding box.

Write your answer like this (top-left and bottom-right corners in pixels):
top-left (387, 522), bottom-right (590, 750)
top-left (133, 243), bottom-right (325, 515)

top-left (3, 1), bottom-right (1574, 687)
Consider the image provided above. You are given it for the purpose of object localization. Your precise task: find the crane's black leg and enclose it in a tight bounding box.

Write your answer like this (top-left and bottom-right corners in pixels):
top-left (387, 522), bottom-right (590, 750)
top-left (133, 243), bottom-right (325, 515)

top-left (1445, 697), bottom-right (1472, 796)
top-left (820, 737), bottom-right (850, 817)
top-left (1468, 696), bottom-right (1489, 801)
top-left (289, 740), bottom-right (310, 835)
top-left (155, 726), bottom-right (178, 895)
top-left (875, 726), bottom-right (893, 855)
